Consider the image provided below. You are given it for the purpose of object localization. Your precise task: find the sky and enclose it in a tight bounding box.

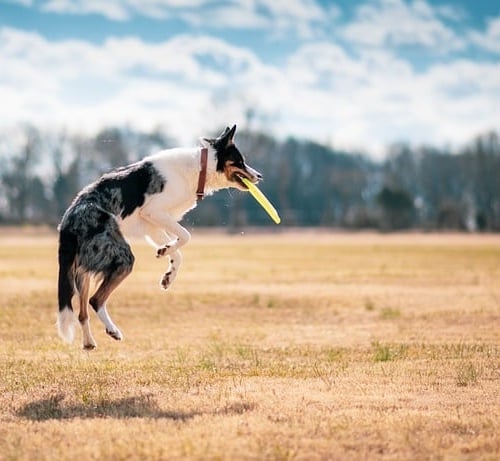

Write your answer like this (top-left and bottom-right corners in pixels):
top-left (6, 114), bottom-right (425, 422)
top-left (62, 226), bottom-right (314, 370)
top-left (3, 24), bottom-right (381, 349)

top-left (1, 0), bottom-right (499, 156)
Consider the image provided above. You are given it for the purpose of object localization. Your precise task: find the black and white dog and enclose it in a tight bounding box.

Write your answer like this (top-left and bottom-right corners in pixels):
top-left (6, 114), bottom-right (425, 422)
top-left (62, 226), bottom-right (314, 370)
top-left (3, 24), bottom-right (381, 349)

top-left (57, 125), bottom-right (261, 349)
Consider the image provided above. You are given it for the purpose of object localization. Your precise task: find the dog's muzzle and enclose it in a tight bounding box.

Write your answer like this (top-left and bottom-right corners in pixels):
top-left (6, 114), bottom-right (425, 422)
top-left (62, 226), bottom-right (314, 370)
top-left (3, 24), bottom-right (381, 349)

top-left (234, 166), bottom-right (262, 189)
top-left (242, 165), bottom-right (262, 184)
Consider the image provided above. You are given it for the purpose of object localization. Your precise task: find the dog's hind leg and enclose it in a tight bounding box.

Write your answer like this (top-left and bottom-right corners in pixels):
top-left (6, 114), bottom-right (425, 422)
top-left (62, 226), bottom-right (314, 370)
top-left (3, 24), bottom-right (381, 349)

top-left (89, 261), bottom-right (133, 341)
top-left (77, 211), bottom-right (134, 342)
top-left (76, 271), bottom-right (96, 350)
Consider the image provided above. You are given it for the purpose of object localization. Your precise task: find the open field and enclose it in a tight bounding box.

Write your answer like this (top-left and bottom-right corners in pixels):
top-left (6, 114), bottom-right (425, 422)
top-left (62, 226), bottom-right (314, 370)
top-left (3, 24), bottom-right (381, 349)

top-left (0, 230), bottom-right (499, 460)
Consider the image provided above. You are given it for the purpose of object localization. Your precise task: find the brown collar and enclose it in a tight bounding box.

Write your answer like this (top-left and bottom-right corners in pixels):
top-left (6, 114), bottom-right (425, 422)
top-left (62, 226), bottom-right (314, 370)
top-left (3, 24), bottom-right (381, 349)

top-left (196, 147), bottom-right (208, 202)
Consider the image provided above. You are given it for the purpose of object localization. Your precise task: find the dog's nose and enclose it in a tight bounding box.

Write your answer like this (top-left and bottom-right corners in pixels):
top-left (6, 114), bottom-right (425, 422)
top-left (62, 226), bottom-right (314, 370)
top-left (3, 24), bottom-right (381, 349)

top-left (246, 165), bottom-right (262, 183)
top-left (253, 173), bottom-right (263, 184)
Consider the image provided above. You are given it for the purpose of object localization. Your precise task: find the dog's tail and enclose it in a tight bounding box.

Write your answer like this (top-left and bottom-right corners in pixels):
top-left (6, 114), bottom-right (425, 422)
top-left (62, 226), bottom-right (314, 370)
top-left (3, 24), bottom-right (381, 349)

top-left (57, 229), bottom-right (78, 343)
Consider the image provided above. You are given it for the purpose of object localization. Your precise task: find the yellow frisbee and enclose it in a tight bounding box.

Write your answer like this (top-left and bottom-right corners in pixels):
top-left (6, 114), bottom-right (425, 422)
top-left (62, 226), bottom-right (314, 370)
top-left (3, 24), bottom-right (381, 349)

top-left (240, 177), bottom-right (281, 224)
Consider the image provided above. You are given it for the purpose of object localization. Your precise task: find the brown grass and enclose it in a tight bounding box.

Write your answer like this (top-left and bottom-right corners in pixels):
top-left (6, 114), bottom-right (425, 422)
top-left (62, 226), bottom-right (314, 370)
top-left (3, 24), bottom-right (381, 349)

top-left (0, 230), bottom-right (499, 460)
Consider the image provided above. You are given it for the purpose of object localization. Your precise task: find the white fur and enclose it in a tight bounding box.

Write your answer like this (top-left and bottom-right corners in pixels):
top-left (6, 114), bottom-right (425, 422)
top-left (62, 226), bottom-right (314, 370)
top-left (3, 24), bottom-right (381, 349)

top-left (118, 147), bottom-right (206, 240)
top-left (57, 307), bottom-right (76, 343)
top-left (118, 142), bottom-right (261, 291)
top-left (117, 145), bottom-right (235, 283)
top-left (97, 305), bottom-right (123, 340)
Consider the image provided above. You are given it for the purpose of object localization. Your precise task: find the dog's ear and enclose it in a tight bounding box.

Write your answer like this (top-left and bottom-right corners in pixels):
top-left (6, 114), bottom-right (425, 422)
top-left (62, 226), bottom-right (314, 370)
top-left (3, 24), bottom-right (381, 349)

top-left (203, 125), bottom-right (237, 151)
top-left (220, 126), bottom-right (231, 137)
top-left (215, 125), bottom-right (237, 148)
top-left (228, 124), bottom-right (237, 143)
top-left (200, 137), bottom-right (214, 148)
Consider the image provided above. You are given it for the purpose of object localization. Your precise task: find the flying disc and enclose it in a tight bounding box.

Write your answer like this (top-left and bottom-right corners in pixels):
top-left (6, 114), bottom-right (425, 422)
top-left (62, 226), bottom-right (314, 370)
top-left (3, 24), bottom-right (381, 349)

top-left (240, 177), bottom-right (281, 224)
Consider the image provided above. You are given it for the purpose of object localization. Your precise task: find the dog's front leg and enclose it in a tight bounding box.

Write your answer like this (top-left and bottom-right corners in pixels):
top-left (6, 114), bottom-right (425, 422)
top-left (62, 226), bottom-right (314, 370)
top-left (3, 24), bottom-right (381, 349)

top-left (144, 229), bottom-right (183, 291)
top-left (159, 249), bottom-right (182, 291)
top-left (139, 210), bottom-right (190, 290)
top-left (139, 210), bottom-right (191, 255)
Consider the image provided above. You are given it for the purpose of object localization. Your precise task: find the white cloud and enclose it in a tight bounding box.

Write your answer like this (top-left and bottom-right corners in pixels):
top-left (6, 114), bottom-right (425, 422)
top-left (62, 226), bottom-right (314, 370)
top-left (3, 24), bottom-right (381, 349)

top-left (3, 0), bottom-right (33, 6)
top-left (42, 0), bottom-right (131, 21)
top-left (281, 40), bottom-right (500, 154)
top-left (416, 59), bottom-right (500, 138)
top-left (38, 0), bottom-right (336, 38)
top-left (180, 3), bottom-right (268, 30)
top-left (0, 27), bottom-right (270, 142)
top-left (469, 16), bottom-right (500, 54)
top-left (40, 0), bottom-right (210, 20)
top-left (0, 24), bottom-right (499, 156)
top-left (435, 4), bottom-right (465, 22)
top-left (342, 0), bottom-right (465, 52)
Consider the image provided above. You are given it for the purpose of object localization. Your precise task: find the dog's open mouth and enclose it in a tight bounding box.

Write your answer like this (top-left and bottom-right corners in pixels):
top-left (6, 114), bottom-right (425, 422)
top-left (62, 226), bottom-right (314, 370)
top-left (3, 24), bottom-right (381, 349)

top-left (234, 173), bottom-right (250, 189)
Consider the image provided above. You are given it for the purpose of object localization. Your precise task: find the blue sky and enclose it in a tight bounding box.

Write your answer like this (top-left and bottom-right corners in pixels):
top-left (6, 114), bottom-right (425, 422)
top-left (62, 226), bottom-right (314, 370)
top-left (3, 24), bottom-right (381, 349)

top-left (1, 0), bottom-right (499, 155)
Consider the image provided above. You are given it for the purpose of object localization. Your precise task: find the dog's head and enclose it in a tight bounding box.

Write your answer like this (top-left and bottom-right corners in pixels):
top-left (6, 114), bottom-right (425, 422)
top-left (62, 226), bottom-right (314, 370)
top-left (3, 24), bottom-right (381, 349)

top-left (203, 125), bottom-right (262, 190)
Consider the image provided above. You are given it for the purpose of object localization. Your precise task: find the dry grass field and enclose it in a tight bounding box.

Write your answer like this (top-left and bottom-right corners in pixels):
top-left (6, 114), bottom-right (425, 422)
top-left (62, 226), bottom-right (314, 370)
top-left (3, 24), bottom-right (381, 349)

top-left (0, 229), bottom-right (499, 460)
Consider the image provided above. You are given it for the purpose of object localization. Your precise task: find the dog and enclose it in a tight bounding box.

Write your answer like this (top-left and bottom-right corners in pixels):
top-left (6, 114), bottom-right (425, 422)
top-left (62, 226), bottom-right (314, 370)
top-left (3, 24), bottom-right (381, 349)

top-left (57, 125), bottom-right (261, 349)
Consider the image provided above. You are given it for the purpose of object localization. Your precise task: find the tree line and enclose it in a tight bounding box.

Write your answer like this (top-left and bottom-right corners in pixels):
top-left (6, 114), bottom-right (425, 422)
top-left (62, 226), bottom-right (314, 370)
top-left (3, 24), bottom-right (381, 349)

top-left (1, 125), bottom-right (499, 231)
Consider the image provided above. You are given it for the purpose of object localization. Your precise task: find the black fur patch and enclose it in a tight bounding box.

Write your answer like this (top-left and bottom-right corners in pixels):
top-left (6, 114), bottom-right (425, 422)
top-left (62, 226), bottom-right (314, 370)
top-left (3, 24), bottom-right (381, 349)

top-left (209, 125), bottom-right (244, 172)
top-left (58, 161), bottom-right (165, 274)
top-left (215, 144), bottom-right (246, 172)
top-left (61, 161), bottom-right (164, 222)
top-left (57, 229), bottom-right (78, 311)
top-left (89, 161), bottom-right (165, 218)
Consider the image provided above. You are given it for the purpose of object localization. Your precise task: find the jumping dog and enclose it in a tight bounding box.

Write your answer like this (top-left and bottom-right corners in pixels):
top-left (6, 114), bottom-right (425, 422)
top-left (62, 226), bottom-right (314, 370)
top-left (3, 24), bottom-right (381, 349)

top-left (57, 125), bottom-right (261, 349)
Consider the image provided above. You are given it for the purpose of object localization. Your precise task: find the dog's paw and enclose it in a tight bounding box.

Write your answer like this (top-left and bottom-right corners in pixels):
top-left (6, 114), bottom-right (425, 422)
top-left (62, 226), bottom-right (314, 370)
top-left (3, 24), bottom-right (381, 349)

top-left (156, 239), bottom-right (179, 258)
top-left (106, 328), bottom-right (123, 341)
top-left (160, 270), bottom-right (173, 290)
top-left (156, 245), bottom-right (170, 258)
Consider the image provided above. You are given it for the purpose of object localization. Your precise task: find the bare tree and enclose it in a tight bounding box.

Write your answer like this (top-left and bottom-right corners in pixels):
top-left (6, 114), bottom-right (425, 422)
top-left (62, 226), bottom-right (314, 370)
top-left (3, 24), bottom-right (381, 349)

top-left (1, 125), bottom-right (42, 222)
top-left (463, 131), bottom-right (500, 230)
